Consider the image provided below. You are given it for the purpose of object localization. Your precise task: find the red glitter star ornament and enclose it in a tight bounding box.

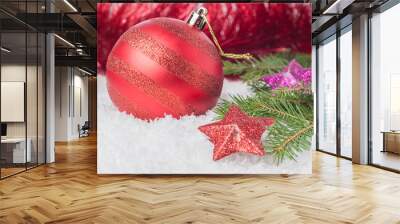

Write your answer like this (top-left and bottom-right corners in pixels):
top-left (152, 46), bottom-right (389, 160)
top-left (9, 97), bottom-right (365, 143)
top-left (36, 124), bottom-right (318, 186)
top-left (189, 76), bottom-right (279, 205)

top-left (198, 106), bottom-right (275, 161)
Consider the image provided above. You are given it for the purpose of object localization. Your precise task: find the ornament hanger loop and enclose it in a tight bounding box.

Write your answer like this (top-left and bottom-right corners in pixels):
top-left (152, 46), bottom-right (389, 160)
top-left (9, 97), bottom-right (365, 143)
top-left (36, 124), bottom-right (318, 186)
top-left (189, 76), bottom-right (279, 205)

top-left (187, 8), bottom-right (254, 61)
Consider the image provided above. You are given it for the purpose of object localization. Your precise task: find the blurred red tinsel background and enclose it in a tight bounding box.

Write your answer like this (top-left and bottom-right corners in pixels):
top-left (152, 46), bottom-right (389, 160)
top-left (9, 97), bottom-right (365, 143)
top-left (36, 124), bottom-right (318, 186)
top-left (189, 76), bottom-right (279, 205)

top-left (97, 3), bottom-right (311, 72)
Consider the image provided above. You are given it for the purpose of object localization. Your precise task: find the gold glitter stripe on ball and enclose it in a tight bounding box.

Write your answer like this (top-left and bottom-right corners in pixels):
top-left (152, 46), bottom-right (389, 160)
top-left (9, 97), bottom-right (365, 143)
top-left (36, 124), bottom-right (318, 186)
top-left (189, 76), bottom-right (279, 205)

top-left (107, 83), bottom-right (152, 118)
top-left (107, 55), bottom-right (190, 114)
top-left (121, 29), bottom-right (222, 98)
top-left (151, 18), bottom-right (220, 59)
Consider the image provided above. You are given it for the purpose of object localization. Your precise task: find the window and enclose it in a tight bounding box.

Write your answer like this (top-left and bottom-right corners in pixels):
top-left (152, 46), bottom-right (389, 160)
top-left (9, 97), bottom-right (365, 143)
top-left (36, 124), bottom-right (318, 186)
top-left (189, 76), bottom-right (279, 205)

top-left (370, 3), bottom-right (400, 171)
top-left (339, 28), bottom-right (352, 158)
top-left (317, 36), bottom-right (337, 154)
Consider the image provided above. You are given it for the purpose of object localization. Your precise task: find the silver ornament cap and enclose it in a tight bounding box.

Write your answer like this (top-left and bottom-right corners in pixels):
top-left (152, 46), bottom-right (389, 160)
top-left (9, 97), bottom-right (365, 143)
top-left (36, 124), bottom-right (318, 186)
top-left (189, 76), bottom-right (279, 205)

top-left (186, 7), bottom-right (208, 30)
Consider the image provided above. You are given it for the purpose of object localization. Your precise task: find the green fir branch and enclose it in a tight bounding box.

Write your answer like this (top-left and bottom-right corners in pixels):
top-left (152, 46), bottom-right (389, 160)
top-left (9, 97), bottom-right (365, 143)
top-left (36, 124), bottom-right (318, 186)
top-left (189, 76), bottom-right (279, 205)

top-left (218, 52), bottom-right (313, 163)
top-left (215, 90), bottom-right (312, 124)
top-left (264, 120), bottom-right (313, 163)
top-left (223, 52), bottom-right (311, 83)
top-left (292, 53), bottom-right (312, 68)
top-left (214, 89), bottom-right (313, 163)
top-left (223, 54), bottom-right (287, 82)
top-left (269, 88), bottom-right (314, 120)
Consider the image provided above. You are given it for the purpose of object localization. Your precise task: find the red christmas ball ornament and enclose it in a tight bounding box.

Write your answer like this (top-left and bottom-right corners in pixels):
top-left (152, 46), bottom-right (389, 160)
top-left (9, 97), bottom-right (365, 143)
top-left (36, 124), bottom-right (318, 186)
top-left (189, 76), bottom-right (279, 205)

top-left (106, 8), bottom-right (223, 120)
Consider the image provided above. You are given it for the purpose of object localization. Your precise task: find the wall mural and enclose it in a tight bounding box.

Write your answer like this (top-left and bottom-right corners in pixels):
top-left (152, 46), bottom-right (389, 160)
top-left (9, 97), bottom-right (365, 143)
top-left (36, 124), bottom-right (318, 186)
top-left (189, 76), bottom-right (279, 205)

top-left (97, 3), bottom-right (313, 174)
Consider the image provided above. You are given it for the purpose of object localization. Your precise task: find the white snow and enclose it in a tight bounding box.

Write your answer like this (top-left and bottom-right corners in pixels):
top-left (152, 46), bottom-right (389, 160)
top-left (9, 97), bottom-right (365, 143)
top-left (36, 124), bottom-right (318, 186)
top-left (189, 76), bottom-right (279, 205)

top-left (97, 74), bottom-right (312, 174)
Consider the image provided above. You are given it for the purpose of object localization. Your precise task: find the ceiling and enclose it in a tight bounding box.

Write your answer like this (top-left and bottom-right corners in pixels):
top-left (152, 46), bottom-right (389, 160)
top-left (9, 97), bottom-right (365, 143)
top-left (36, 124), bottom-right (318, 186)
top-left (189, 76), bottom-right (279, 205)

top-left (312, 0), bottom-right (391, 43)
top-left (0, 0), bottom-right (395, 73)
top-left (1, 0), bottom-right (96, 73)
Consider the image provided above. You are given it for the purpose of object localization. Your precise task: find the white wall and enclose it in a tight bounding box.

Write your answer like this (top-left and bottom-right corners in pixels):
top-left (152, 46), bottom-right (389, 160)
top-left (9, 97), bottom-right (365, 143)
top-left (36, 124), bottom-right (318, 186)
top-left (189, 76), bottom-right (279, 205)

top-left (1, 65), bottom-right (26, 139)
top-left (55, 67), bottom-right (89, 141)
top-left (55, 66), bottom-right (69, 141)
top-left (1, 63), bottom-right (46, 164)
top-left (1, 64), bottom-right (37, 137)
top-left (72, 73), bottom-right (89, 138)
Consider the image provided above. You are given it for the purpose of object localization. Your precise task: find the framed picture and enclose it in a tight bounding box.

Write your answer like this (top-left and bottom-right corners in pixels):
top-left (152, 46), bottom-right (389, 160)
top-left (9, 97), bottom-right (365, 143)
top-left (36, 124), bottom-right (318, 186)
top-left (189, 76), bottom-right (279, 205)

top-left (97, 3), bottom-right (313, 174)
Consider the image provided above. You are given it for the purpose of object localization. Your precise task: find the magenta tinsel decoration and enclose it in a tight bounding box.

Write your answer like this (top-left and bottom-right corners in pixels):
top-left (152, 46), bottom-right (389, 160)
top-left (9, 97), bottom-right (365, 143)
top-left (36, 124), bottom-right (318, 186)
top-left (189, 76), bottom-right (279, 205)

top-left (261, 59), bottom-right (311, 89)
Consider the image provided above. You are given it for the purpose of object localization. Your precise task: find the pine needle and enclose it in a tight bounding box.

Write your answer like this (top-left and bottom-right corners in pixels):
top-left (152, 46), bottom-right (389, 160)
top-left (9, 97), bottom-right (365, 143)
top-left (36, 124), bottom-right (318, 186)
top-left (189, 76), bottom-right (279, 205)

top-left (214, 89), bottom-right (313, 163)
top-left (223, 52), bottom-right (312, 82)
top-left (218, 52), bottom-right (313, 163)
